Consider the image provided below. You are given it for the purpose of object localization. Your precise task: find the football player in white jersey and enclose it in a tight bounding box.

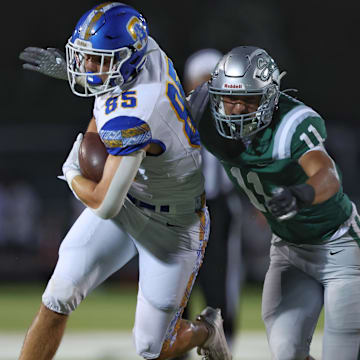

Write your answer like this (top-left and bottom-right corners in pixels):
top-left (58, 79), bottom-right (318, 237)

top-left (18, 3), bottom-right (231, 360)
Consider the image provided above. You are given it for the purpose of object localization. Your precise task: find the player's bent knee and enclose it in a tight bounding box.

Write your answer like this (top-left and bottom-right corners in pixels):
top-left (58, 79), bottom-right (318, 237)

top-left (132, 310), bottom-right (170, 359)
top-left (133, 328), bottom-right (162, 359)
top-left (42, 275), bottom-right (84, 315)
top-left (133, 287), bottom-right (177, 359)
top-left (141, 286), bottom-right (180, 313)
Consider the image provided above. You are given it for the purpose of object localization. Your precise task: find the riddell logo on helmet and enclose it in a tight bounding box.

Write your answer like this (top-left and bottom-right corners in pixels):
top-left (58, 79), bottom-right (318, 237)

top-left (224, 84), bottom-right (243, 88)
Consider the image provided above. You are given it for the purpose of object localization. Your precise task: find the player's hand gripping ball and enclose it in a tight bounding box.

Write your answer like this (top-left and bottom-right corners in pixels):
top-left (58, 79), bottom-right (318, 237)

top-left (79, 132), bottom-right (108, 182)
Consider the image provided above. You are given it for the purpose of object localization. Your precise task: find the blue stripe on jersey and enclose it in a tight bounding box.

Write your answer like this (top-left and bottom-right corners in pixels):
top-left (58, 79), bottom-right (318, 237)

top-left (99, 116), bottom-right (152, 156)
top-left (109, 143), bottom-right (149, 156)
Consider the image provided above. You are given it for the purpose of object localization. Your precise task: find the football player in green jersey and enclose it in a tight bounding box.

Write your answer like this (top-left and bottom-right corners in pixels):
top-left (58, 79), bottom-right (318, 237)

top-left (189, 46), bottom-right (360, 360)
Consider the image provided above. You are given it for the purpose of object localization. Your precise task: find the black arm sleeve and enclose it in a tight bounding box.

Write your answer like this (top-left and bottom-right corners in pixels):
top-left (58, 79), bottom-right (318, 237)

top-left (186, 81), bottom-right (210, 129)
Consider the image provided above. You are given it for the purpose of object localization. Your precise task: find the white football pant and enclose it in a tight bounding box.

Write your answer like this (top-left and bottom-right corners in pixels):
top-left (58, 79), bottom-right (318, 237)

top-left (43, 198), bottom-right (209, 359)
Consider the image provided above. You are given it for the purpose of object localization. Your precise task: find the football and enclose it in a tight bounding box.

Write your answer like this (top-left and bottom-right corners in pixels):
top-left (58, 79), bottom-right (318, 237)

top-left (79, 132), bottom-right (108, 182)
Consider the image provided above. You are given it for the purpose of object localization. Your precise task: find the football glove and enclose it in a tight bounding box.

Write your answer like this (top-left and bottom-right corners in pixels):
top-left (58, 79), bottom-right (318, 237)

top-left (19, 47), bottom-right (67, 80)
top-left (61, 133), bottom-right (83, 199)
top-left (267, 184), bottom-right (315, 221)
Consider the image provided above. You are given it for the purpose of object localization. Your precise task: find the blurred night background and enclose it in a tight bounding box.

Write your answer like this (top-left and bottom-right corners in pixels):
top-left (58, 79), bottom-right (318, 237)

top-left (1, 0), bottom-right (359, 341)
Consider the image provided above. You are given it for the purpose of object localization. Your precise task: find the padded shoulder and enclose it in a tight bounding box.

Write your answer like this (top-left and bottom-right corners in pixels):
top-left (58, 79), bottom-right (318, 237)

top-left (99, 116), bottom-right (152, 155)
top-left (272, 104), bottom-right (326, 160)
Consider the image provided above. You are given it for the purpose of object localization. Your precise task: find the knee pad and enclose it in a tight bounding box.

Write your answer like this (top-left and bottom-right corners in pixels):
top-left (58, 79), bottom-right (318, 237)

top-left (42, 275), bottom-right (84, 315)
top-left (133, 329), bottom-right (159, 360)
top-left (141, 279), bottom-right (180, 312)
top-left (133, 287), bottom-right (178, 359)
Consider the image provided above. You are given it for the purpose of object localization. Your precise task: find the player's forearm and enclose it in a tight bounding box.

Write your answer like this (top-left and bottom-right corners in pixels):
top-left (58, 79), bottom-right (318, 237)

top-left (71, 175), bottom-right (106, 209)
top-left (306, 167), bottom-right (340, 204)
top-left (72, 150), bottom-right (145, 219)
top-left (299, 149), bottom-right (340, 205)
top-left (72, 152), bottom-right (123, 210)
top-left (86, 117), bottom-right (97, 132)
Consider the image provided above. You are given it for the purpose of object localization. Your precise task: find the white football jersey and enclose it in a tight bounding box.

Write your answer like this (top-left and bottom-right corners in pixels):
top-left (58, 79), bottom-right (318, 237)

top-left (93, 37), bottom-right (204, 205)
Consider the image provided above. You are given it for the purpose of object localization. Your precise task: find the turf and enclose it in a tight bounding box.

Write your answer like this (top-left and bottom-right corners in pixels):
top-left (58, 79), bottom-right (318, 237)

top-left (0, 282), bottom-right (323, 332)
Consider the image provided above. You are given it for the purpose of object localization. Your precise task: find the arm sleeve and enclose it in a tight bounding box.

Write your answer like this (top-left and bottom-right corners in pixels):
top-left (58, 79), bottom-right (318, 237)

top-left (92, 149), bottom-right (146, 219)
top-left (186, 81), bottom-right (210, 129)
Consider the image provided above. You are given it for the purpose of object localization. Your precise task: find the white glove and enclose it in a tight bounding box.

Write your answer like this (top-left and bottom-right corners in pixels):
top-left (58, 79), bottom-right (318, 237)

top-left (61, 133), bottom-right (83, 198)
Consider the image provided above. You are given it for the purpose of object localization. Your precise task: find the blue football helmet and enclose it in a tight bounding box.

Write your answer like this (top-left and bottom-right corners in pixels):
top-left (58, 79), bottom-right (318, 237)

top-left (66, 2), bottom-right (149, 97)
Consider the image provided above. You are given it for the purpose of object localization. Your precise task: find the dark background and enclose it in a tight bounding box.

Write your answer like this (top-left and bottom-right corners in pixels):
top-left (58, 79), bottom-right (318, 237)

top-left (1, 0), bottom-right (359, 281)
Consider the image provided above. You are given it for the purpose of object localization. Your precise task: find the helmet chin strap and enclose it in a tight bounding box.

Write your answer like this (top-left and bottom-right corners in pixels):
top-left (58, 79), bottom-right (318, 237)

top-left (85, 72), bottom-right (111, 94)
top-left (86, 72), bottom-right (103, 85)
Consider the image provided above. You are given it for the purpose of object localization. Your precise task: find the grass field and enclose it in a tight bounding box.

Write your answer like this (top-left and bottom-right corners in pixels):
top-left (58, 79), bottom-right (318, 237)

top-left (0, 282), bottom-right (325, 359)
top-left (0, 282), bottom-right (324, 331)
top-left (0, 282), bottom-right (267, 331)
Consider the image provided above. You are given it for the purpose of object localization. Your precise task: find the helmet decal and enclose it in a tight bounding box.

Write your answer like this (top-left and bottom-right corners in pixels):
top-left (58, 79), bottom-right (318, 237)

top-left (224, 83), bottom-right (243, 89)
top-left (257, 56), bottom-right (277, 82)
top-left (126, 16), bottom-right (148, 51)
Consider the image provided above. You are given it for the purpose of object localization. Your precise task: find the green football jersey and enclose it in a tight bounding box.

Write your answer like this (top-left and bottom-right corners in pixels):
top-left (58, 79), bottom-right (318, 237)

top-left (199, 93), bottom-right (353, 244)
